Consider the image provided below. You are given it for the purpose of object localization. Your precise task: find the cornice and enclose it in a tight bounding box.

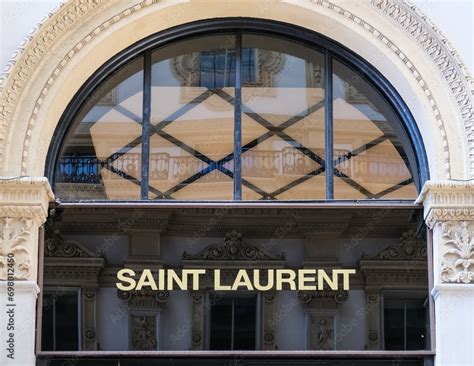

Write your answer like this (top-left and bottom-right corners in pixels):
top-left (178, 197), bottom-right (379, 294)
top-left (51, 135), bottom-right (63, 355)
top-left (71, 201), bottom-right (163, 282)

top-left (0, 176), bottom-right (54, 222)
top-left (416, 180), bottom-right (474, 226)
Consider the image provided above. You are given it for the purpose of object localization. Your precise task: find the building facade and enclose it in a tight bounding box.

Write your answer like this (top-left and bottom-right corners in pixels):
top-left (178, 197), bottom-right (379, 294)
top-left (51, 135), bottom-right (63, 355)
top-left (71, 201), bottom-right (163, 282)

top-left (0, 1), bottom-right (473, 365)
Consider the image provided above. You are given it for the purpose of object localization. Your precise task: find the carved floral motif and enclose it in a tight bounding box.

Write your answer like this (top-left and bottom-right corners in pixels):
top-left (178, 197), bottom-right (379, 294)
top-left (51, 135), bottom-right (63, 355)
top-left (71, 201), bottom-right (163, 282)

top-left (440, 221), bottom-right (474, 284)
top-left (0, 217), bottom-right (33, 279)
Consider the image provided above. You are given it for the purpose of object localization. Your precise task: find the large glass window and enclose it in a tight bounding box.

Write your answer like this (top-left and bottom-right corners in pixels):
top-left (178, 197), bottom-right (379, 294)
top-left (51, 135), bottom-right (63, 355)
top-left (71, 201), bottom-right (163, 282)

top-left (52, 31), bottom-right (422, 201)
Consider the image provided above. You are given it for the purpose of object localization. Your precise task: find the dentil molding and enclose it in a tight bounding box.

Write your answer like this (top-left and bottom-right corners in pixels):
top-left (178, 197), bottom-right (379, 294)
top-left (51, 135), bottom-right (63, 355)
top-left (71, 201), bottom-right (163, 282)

top-left (0, 0), bottom-right (472, 178)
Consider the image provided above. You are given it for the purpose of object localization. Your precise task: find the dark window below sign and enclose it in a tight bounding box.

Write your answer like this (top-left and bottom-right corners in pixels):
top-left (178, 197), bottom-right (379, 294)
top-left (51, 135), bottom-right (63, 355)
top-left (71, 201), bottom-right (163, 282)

top-left (210, 296), bottom-right (257, 350)
top-left (42, 291), bottom-right (80, 351)
top-left (384, 298), bottom-right (428, 351)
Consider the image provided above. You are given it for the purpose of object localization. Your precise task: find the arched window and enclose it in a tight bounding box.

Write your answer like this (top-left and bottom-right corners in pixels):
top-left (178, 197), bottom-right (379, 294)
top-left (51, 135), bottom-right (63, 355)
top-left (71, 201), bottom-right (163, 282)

top-left (48, 21), bottom-right (427, 201)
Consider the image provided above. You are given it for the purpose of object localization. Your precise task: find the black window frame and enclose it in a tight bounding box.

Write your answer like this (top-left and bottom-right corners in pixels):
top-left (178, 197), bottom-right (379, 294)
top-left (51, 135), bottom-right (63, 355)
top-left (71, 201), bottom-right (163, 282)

top-left (46, 18), bottom-right (429, 202)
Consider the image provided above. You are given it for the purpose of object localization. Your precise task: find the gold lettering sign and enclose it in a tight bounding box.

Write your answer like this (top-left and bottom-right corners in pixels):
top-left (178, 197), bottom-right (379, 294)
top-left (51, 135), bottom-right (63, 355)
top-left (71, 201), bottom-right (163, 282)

top-left (116, 268), bottom-right (356, 291)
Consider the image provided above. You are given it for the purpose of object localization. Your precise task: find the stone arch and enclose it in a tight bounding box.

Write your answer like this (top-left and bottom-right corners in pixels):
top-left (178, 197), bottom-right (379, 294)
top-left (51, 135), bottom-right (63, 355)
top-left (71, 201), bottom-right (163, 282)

top-left (0, 0), bottom-right (472, 181)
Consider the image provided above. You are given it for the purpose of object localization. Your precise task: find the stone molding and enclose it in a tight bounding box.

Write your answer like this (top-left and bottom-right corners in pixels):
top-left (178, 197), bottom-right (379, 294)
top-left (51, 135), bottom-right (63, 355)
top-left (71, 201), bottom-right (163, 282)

top-left (0, 177), bottom-right (54, 223)
top-left (0, 0), bottom-right (470, 179)
top-left (416, 180), bottom-right (474, 227)
top-left (370, 0), bottom-right (474, 177)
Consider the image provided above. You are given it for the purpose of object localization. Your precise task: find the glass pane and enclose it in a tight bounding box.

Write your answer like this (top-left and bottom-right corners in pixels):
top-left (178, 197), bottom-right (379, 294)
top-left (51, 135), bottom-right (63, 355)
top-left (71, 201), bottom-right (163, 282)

top-left (383, 298), bottom-right (427, 350)
top-left (42, 291), bottom-right (79, 351)
top-left (406, 299), bottom-right (428, 350)
top-left (55, 58), bottom-right (144, 200)
top-left (383, 299), bottom-right (405, 350)
top-left (233, 297), bottom-right (256, 350)
top-left (210, 298), bottom-right (233, 350)
top-left (332, 60), bottom-right (417, 199)
top-left (149, 35), bottom-right (235, 200)
top-left (241, 34), bottom-right (325, 200)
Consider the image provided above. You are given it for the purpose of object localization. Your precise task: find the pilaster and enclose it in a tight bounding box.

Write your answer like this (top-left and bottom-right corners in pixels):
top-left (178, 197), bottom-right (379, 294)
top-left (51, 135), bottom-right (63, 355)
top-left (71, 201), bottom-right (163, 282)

top-left (0, 177), bottom-right (54, 365)
top-left (416, 180), bottom-right (474, 366)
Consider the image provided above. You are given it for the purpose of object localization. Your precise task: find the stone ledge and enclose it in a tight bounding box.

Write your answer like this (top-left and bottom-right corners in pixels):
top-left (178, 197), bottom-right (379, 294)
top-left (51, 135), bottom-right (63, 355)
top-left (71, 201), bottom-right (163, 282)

top-left (432, 283), bottom-right (474, 300)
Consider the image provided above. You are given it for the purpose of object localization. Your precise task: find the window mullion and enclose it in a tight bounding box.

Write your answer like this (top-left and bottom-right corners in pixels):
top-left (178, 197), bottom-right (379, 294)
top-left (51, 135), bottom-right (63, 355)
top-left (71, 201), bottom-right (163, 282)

top-left (324, 51), bottom-right (334, 199)
top-left (233, 30), bottom-right (243, 200)
top-left (141, 51), bottom-right (152, 200)
top-left (231, 299), bottom-right (235, 350)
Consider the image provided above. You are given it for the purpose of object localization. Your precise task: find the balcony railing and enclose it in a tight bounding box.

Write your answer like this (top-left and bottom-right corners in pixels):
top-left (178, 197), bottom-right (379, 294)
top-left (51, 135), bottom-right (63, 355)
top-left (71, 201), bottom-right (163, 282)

top-left (56, 149), bottom-right (409, 185)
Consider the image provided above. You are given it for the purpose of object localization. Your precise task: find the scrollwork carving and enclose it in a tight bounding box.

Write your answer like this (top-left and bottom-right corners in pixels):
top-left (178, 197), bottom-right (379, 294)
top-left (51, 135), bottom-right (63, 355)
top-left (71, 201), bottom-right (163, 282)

top-left (183, 231), bottom-right (285, 261)
top-left (364, 229), bottom-right (426, 261)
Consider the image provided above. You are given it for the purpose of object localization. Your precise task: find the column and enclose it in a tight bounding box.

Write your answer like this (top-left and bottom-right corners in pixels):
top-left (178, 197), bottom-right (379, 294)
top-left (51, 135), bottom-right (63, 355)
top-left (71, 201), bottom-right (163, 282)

top-left (416, 181), bottom-right (474, 366)
top-left (0, 177), bottom-right (54, 366)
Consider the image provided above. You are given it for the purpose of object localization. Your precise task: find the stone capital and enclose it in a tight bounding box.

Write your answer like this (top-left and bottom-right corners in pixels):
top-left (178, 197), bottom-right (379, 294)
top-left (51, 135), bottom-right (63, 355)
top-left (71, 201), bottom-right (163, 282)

top-left (416, 180), bottom-right (474, 228)
top-left (0, 176), bottom-right (54, 224)
top-left (417, 180), bottom-right (474, 285)
top-left (0, 176), bottom-right (54, 281)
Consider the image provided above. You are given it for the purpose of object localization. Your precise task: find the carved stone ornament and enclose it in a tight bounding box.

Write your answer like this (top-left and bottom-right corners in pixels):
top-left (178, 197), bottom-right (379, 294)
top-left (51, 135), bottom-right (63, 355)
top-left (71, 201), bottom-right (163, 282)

top-left (182, 231), bottom-right (285, 261)
top-left (363, 229), bottom-right (426, 261)
top-left (117, 288), bottom-right (170, 308)
top-left (131, 315), bottom-right (157, 351)
top-left (0, 217), bottom-right (34, 279)
top-left (416, 181), bottom-right (474, 228)
top-left (440, 221), bottom-right (474, 284)
top-left (45, 234), bottom-right (95, 258)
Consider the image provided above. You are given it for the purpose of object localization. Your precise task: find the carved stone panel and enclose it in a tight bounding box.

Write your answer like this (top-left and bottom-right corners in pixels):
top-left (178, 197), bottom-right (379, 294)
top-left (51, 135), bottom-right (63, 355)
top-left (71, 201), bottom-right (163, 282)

top-left (131, 315), bottom-right (157, 351)
top-left (0, 217), bottom-right (35, 280)
top-left (307, 310), bottom-right (336, 350)
top-left (440, 221), bottom-right (474, 284)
